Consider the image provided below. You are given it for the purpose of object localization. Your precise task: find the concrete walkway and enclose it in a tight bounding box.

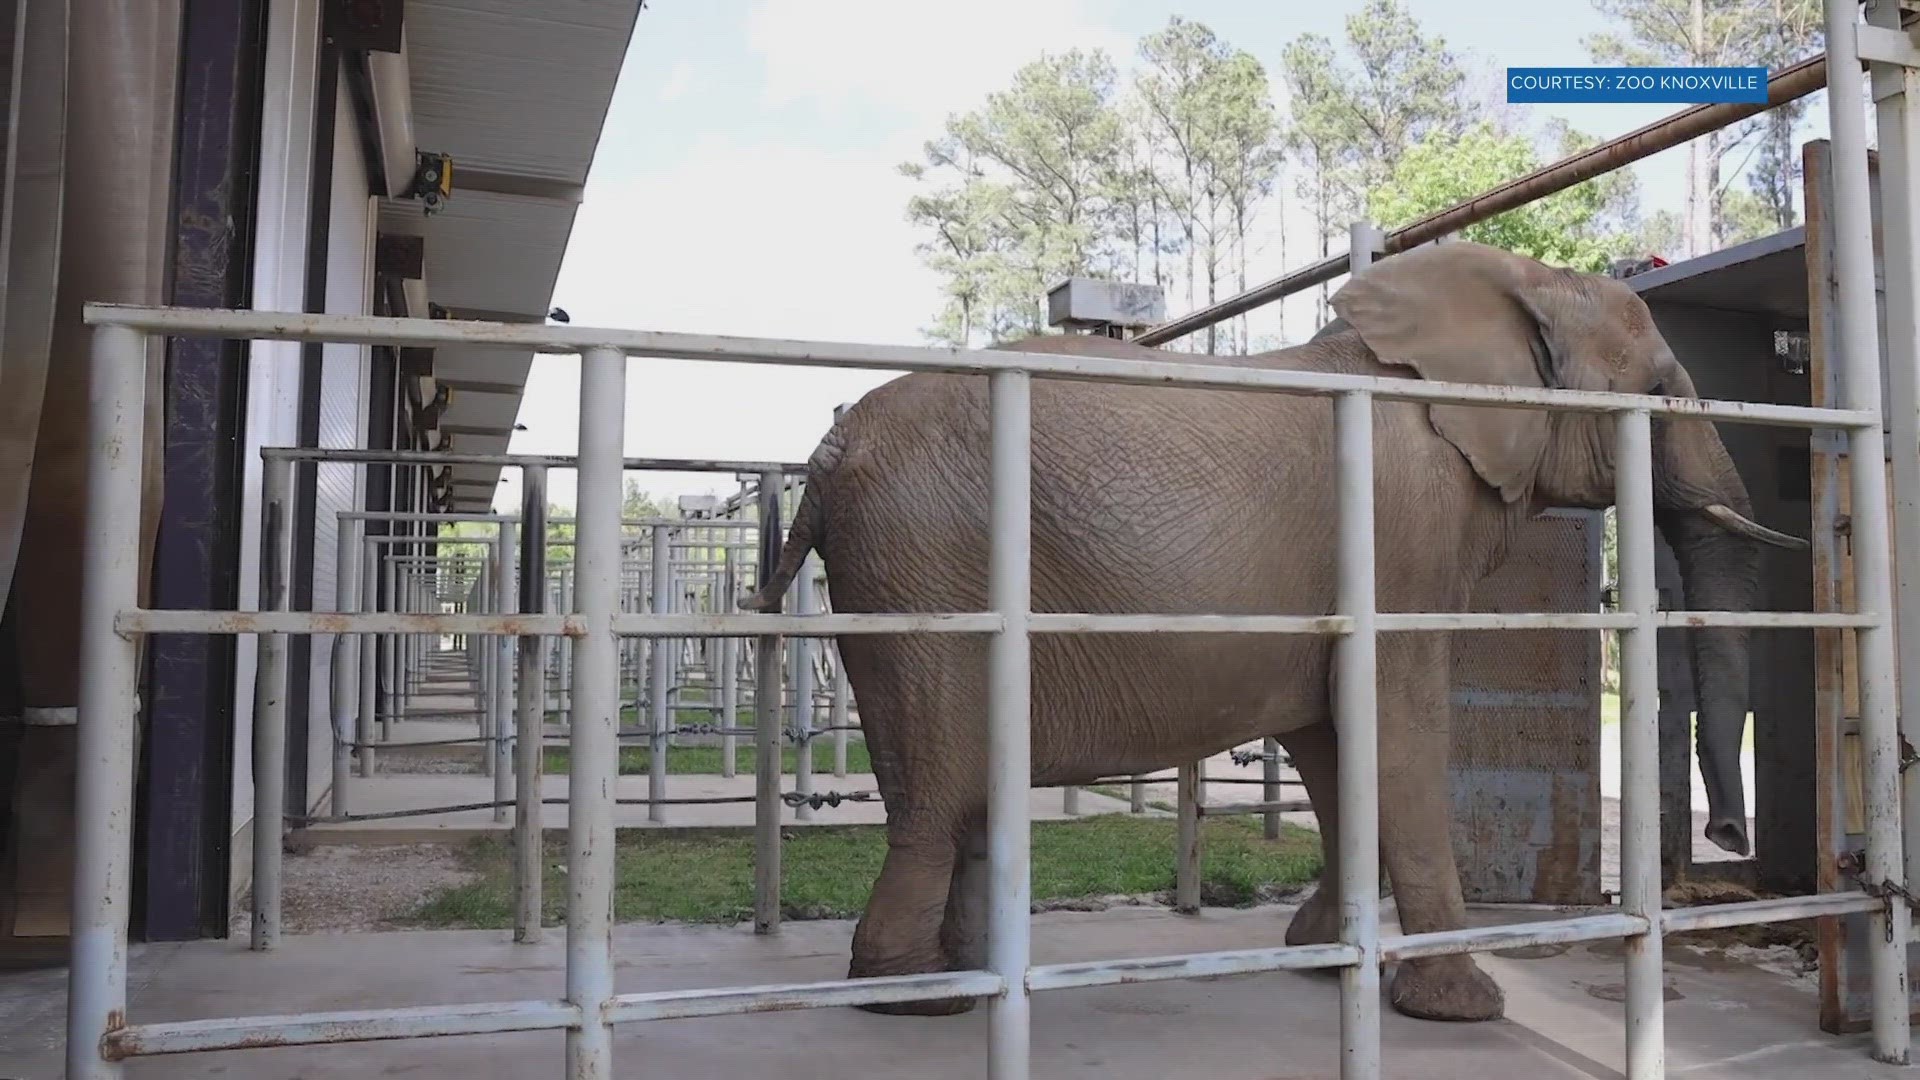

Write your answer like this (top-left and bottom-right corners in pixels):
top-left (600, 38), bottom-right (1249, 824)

top-left (0, 901), bottom-right (1888, 1079)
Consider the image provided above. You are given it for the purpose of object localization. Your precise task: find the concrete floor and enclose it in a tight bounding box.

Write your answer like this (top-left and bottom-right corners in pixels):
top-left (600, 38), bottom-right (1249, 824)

top-left (0, 901), bottom-right (1894, 1080)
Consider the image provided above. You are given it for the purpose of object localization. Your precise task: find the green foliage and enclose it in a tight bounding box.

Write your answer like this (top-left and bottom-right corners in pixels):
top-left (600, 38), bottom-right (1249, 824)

top-left (903, 3), bottom-right (1826, 345)
top-left (535, 479), bottom-right (690, 566)
top-left (1583, 0), bottom-right (1824, 255)
top-left (901, 48), bottom-right (1132, 345)
top-left (1718, 187), bottom-right (1785, 247)
top-left (1367, 122), bottom-right (1630, 272)
top-left (901, 17), bottom-right (1284, 351)
top-left (1133, 17), bottom-right (1284, 352)
top-left (407, 815), bottom-right (1324, 928)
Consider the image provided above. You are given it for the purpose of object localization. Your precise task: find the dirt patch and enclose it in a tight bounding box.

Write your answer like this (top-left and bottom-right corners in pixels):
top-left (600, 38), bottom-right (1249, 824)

top-left (1660, 878), bottom-right (1819, 960)
top-left (366, 746), bottom-right (486, 775)
top-left (231, 842), bottom-right (483, 934)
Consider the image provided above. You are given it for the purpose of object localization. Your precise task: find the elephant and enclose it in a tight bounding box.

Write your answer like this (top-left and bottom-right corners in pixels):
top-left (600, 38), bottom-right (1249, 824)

top-left (740, 240), bottom-right (1804, 1022)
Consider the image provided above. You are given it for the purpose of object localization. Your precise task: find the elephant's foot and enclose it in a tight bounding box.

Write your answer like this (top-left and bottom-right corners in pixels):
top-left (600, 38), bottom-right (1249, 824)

top-left (847, 956), bottom-right (983, 1016)
top-left (1284, 885), bottom-right (1340, 947)
top-left (853, 994), bottom-right (979, 1017)
top-left (1389, 955), bottom-right (1505, 1022)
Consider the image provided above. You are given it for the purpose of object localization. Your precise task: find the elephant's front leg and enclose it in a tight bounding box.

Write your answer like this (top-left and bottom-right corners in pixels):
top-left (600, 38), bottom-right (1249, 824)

top-left (1375, 635), bottom-right (1504, 1022)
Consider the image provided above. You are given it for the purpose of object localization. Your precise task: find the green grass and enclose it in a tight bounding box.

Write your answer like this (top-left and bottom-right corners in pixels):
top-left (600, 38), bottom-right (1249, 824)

top-left (541, 741), bottom-right (872, 776)
top-left (407, 815), bottom-right (1323, 928)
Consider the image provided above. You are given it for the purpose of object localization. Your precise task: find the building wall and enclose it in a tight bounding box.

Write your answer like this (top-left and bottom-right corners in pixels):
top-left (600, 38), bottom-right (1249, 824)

top-left (229, 0), bottom-right (318, 901)
top-left (306, 74), bottom-right (377, 812)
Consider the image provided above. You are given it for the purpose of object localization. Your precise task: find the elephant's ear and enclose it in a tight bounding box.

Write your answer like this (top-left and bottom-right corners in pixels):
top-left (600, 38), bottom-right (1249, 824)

top-left (1330, 241), bottom-right (1577, 505)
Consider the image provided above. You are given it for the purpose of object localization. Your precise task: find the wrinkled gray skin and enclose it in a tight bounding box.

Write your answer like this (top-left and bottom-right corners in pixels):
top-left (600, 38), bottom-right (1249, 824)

top-left (741, 242), bottom-right (1802, 1022)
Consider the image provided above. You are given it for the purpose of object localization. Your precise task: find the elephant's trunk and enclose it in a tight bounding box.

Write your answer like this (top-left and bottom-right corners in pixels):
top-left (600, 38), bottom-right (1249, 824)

top-left (1656, 508), bottom-right (1759, 856)
top-left (1651, 410), bottom-right (1769, 857)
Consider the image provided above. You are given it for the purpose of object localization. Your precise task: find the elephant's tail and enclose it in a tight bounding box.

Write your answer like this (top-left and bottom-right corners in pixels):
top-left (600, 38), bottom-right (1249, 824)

top-left (736, 423), bottom-right (844, 613)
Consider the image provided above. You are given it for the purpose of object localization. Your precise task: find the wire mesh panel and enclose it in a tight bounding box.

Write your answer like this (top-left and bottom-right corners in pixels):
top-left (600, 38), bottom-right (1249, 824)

top-left (1447, 507), bottom-right (1606, 905)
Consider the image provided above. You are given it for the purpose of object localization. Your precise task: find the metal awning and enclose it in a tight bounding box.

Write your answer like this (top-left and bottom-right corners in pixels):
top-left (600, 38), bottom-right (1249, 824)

top-left (376, 0), bottom-right (640, 510)
top-left (1623, 226), bottom-right (1810, 321)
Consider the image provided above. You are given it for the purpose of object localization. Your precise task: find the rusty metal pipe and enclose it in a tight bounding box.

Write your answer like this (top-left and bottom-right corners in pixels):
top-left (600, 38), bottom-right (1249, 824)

top-left (1136, 54), bottom-right (1831, 347)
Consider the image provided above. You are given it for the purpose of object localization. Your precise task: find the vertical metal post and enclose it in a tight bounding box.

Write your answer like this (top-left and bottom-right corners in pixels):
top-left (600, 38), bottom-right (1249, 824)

top-left (381, 555), bottom-right (397, 740)
top-left (1262, 737), bottom-right (1282, 840)
top-left (66, 324), bottom-right (147, 1080)
top-left (721, 546), bottom-right (739, 778)
top-left (1337, 220), bottom-right (1385, 1080)
top-left (566, 346), bottom-right (625, 1079)
top-left (516, 466), bottom-right (550, 943)
top-left (250, 453), bottom-right (295, 952)
top-left (478, 553), bottom-right (496, 781)
top-left (1866, 0), bottom-right (1920, 898)
top-left (559, 566), bottom-right (574, 732)
top-left (332, 515), bottom-right (360, 816)
top-left (1615, 408), bottom-right (1665, 1080)
top-left (397, 562), bottom-right (412, 722)
top-left (1175, 762), bottom-right (1200, 912)
top-left (1826, 1), bottom-right (1914, 1062)
top-left (359, 543), bottom-right (378, 777)
top-left (791, 556), bottom-right (817, 821)
top-left (493, 526), bottom-right (518, 823)
top-left (830, 641), bottom-right (850, 777)
top-left (1334, 389), bottom-right (1379, 1080)
top-left (753, 469), bottom-right (786, 934)
top-left (648, 523), bottom-right (672, 823)
top-left (987, 369), bottom-right (1033, 1080)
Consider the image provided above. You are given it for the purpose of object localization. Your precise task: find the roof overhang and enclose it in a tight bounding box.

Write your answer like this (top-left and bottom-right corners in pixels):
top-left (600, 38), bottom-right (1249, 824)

top-left (360, 0), bottom-right (641, 511)
top-left (1623, 226), bottom-right (1810, 321)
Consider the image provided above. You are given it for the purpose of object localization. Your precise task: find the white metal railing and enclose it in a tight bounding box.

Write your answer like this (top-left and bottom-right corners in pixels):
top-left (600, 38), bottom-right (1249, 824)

top-left (62, 15), bottom-right (1920, 1078)
top-left (66, 287), bottom-right (1908, 1079)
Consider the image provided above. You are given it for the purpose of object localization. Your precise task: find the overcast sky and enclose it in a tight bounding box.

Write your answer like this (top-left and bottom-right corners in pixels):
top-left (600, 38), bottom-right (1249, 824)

top-left (491, 0), bottom-right (1826, 513)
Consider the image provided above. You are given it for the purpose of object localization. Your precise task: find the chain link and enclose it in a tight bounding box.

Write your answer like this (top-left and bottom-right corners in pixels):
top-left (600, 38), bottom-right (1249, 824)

top-left (781, 789), bottom-right (880, 810)
top-left (1837, 849), bottom-right (1920, 909)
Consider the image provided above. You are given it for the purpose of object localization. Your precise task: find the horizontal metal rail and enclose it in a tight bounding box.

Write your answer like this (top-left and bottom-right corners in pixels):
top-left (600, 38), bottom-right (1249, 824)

top-left (102, 1000), bottom-right (585, 1060)
top-left (1027, 942), bottom-right (1361, 991)
top-left (114, 608), bottom-right (1870, 639)
top-left (1134, 52), bottom-right (1832, 346)
top-left (82, 302), bottom-right (1874, 428)
top-left (263, 445), bottom-right (808, 474)
top-left (95, 888), bottom-right (1888, 1061)
top-left (603, 971), bottom-right (1006, 1023)
top-left (115, 610), bottom-right (587, 637)
top-left (1028, 614), bottom-right (1346, 634)
top-left (1660, 892), bottom-right (1883, 932)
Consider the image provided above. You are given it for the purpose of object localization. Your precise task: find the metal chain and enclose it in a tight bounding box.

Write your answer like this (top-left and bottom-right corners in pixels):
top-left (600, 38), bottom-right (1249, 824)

top-left (781, 789), bottom-right (879, 810)
top-left (1837, 849), bottom-right (1920, 909)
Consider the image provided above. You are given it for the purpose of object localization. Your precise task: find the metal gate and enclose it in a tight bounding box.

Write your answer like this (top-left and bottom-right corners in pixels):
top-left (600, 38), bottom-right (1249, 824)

top-left (56, 7), bottom-right (1920, 1079)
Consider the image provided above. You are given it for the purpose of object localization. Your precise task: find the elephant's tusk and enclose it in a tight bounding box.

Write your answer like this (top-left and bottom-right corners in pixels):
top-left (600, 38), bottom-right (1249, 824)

top-left (1704, 503), bottom-right (1810, 551)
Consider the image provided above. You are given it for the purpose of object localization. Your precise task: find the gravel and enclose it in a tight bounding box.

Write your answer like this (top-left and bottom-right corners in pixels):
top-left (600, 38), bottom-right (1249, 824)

top-left (230, 842), bottom-right (482, 935)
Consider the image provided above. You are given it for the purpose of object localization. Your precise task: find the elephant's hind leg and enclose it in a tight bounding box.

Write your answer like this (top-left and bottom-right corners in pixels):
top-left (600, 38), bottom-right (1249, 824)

top-left (1279, 723), bottom-right (1342, 951)
top-left (848, 807), bottom-right (977, 1016)
top-left (940, 809), bottom-right (989, 973)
